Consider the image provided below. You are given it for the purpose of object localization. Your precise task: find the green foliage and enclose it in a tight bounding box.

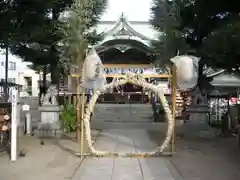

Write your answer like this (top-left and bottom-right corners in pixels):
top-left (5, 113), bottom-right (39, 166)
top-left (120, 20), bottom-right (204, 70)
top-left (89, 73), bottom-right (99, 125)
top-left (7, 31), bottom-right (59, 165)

top-left (58, 0), bottom-right (107, 67)
top-left (60, 105), bottom-right (76, 133)
top-left (0, 1), bottom-right (50, 48)
top-left (150, 0), bottom-right (240, 70)
top-left (0, 1), bottom-right (65, 84)
top-left (151, 0), bottom-right (181, 31)
top-left (201, 22), bottom-right (240, 70)
top-left (150, 0), bottom-right (189, 65)
top-left (27, 64), bottom-right (48, 73)
top-left (1, 0), bottom-right (106, 84)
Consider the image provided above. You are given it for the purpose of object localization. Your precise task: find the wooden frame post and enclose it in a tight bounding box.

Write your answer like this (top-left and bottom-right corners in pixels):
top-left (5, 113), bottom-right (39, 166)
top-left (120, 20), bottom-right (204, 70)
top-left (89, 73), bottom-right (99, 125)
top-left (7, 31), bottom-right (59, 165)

top-left (76, 78), bottom-right (81, 142)
top-left (80, 86), bottom-right (85, 160)
top-left (71, 74), bottom-right (85, 159)
top-left (171, 64), bottom-right (177, 154)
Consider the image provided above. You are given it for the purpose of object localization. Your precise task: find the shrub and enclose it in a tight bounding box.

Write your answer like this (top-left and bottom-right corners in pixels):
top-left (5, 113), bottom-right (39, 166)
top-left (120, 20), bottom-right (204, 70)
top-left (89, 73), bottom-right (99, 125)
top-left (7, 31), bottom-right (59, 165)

top-left (60, 104), bottom-right (76, 133)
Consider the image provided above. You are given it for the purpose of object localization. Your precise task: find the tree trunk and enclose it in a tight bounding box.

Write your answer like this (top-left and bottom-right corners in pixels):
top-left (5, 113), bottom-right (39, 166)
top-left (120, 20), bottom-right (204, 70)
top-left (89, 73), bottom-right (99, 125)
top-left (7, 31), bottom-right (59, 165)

top-left (50, 8), bottom-right (60, 88)
top-left (39, 66), bottom-right (48, 105)
top-left (4, 46), bottom-right (9, 102)
top-left (197, 60), bottom-right (204, 95)
top-left (50, 63), bottom-right (60, 86)
top-left (43, 65), bottom-right (47, 94)
top-left (75, 52), bottom-right (85, 142)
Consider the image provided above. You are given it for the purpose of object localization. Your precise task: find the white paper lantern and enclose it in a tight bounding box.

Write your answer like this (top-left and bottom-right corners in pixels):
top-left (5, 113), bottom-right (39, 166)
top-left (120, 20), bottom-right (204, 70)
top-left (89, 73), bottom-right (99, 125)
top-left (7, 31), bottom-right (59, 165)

top-left (82, 48), bottom-right (106, 90)
top-left (170, 55), bottom-right (199, 90)
top-left (82, 49), bottom-right (103, 80)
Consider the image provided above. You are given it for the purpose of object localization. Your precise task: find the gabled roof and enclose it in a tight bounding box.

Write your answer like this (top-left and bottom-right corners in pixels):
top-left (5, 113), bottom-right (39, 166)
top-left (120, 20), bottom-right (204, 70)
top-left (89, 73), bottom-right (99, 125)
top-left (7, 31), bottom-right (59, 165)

top-left (210, 72), bottom-right (240, 87)
top-left (204, 68), bottom-right (225, 77)
top-left (202, 68), bottom-right (240, 87)
top-left (102, 13), bottom-right (151, 41)
top-left (95, 39), bottom-right (154, 54)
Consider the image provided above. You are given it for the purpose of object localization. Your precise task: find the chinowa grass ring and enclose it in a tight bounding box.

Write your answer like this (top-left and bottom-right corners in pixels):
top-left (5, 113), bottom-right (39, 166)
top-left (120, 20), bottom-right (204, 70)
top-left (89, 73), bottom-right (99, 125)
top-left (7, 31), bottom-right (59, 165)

top-left (81, 74), bottom-right (175, 157)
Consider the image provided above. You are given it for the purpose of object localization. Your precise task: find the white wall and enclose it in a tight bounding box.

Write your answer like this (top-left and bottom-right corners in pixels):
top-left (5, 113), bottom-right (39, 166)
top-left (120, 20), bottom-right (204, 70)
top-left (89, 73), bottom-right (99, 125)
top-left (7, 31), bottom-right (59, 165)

top-left (17, 69), bottom-right (39, 97)
top-left (17, 70), bottom-right (51, 97)
top-left (0, 50), bottom-right (51, 97)
top-left (0, 50), bottom-right (30, 83)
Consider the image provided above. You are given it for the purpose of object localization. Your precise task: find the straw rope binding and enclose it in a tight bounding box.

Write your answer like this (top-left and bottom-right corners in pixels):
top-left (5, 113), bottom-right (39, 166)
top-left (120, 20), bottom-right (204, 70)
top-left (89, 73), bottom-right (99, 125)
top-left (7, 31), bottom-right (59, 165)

top-left (82, 73), bottom-right (175, 157)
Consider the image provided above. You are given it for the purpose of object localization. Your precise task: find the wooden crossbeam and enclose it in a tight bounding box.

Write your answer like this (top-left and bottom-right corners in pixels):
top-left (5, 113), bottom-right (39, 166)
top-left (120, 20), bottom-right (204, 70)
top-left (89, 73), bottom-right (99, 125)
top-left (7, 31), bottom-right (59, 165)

top-left (70, 73), bottom-right (171, 78)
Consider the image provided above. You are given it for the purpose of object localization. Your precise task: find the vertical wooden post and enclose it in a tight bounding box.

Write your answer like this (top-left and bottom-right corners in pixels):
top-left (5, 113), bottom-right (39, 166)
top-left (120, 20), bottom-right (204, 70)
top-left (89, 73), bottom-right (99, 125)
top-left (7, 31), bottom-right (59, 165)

top-left (142, 84), bottom-right (144, 104)
top-left (73, 95), bottom-right (76, 106)
top-left (63, 93), bottom-right (67, 107)
top-left (76, 77), bottom-right (81, 142)
top-left (80, 87), bottom-right (85, 160)
top-left (171, 64), bottom-right (177, 154)
top-left (68, 75), bottom-right (72, 104)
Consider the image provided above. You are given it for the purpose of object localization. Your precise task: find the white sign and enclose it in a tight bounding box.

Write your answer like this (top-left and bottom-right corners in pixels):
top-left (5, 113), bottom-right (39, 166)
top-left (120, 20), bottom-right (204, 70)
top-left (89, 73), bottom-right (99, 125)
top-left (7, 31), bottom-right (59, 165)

top-left (22, 104), bottom-right (30, 111)
top-left (11, 87), bottom-right (18, 161)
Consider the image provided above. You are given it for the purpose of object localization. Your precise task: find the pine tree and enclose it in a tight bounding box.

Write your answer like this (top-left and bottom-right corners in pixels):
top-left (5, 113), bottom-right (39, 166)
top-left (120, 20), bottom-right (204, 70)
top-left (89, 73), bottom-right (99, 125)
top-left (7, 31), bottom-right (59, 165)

top-left (59, 0), bottom-right (107, 72)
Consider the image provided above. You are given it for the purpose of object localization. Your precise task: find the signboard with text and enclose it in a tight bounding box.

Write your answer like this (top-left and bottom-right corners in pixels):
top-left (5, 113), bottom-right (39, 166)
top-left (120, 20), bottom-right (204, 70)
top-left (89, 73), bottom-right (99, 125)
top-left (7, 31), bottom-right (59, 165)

top-left (104, 67), bottom-right (169, 75)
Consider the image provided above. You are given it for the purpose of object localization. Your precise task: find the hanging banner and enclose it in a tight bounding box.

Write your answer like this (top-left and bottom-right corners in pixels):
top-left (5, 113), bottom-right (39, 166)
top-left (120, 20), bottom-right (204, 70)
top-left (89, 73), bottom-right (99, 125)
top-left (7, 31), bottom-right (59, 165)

top-left (104, 67), bottom-right (169, 75)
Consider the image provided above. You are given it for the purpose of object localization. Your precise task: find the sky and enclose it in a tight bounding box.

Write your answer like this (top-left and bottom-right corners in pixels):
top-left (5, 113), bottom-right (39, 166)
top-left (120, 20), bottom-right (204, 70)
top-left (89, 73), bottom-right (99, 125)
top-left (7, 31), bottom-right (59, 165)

top-left (101, 0), bottom-right (152, 21)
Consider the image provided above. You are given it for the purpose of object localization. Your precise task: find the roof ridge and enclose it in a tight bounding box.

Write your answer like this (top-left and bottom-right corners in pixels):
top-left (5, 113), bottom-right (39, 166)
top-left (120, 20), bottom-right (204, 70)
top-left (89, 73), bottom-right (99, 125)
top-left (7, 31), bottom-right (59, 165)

top-left (102, 13), bottom-right (152, 40)
top-left (206, 69), bottom-right (225, 77)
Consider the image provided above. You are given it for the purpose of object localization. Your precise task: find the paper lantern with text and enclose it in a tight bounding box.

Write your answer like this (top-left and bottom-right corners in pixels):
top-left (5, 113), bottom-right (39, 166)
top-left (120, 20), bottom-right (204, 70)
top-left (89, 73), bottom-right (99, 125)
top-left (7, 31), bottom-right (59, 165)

top-left (170, 55), bottom-right (200, 90)
top-left (82, 48), bottom-right (106, 90)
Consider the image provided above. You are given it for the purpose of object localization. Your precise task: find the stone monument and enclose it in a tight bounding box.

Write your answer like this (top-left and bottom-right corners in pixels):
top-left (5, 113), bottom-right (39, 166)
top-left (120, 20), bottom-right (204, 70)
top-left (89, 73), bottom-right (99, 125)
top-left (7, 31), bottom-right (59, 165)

top-left (37, 85), bottom-right (62, 137)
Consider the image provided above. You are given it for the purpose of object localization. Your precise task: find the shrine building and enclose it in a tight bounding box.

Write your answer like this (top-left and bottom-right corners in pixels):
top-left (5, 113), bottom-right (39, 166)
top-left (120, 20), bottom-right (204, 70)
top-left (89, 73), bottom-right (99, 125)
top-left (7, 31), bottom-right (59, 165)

top-left (68, 13), bottom-right (171, 103)
top-left (63, 13), bottom-right (235, 107)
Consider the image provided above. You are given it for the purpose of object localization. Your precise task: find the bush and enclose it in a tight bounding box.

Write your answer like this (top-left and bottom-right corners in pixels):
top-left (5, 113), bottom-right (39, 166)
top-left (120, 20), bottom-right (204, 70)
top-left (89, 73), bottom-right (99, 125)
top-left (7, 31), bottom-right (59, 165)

top-left (60, 104), bottom-right (76, 133)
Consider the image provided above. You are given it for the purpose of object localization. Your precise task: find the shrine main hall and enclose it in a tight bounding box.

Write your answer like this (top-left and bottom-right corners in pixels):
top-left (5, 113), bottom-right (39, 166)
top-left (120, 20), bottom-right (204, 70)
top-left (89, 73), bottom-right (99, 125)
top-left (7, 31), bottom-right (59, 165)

top-left (67, 13), bottom-right (171, 103)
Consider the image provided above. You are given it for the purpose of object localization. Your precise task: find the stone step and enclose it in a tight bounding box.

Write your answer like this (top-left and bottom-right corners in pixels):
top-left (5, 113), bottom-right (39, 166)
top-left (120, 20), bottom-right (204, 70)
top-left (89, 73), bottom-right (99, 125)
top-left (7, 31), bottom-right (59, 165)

top-left (91, 104), bottom-right (154, 124)
top-left (93, 114), bottom-right (153, 118)
top-left (92, 111), bottom-right (153, 116)
top-left (95, 104), bottom-right (152, 107)
top-left (92, 117), bottom-right (153, 123)
top-left (94, 110), bottom-right (153, 115)
top-left (91, 122), bottom-right (168, 130)
top-left (94, 104), bottom-right (153, 112)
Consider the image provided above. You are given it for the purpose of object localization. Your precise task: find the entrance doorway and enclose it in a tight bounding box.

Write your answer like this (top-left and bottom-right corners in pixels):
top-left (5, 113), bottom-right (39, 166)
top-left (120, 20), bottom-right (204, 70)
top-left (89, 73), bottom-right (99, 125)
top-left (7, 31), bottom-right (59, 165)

top-left (98, 77), bottom-right (149, 104)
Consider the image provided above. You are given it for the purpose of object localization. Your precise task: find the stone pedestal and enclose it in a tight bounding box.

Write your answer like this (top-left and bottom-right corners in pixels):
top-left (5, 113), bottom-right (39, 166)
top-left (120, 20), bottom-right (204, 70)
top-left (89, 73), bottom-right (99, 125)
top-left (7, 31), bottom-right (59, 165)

top-left (37, 105), bottom-right (62, 138)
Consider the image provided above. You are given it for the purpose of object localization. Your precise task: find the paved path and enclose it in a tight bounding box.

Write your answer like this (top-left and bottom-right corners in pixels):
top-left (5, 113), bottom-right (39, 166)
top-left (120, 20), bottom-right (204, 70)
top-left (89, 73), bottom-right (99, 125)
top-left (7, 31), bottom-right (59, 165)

top-left (0, 131), bottom-right (100, 180)
top-left (72, 129), bottom-right (177, 180)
